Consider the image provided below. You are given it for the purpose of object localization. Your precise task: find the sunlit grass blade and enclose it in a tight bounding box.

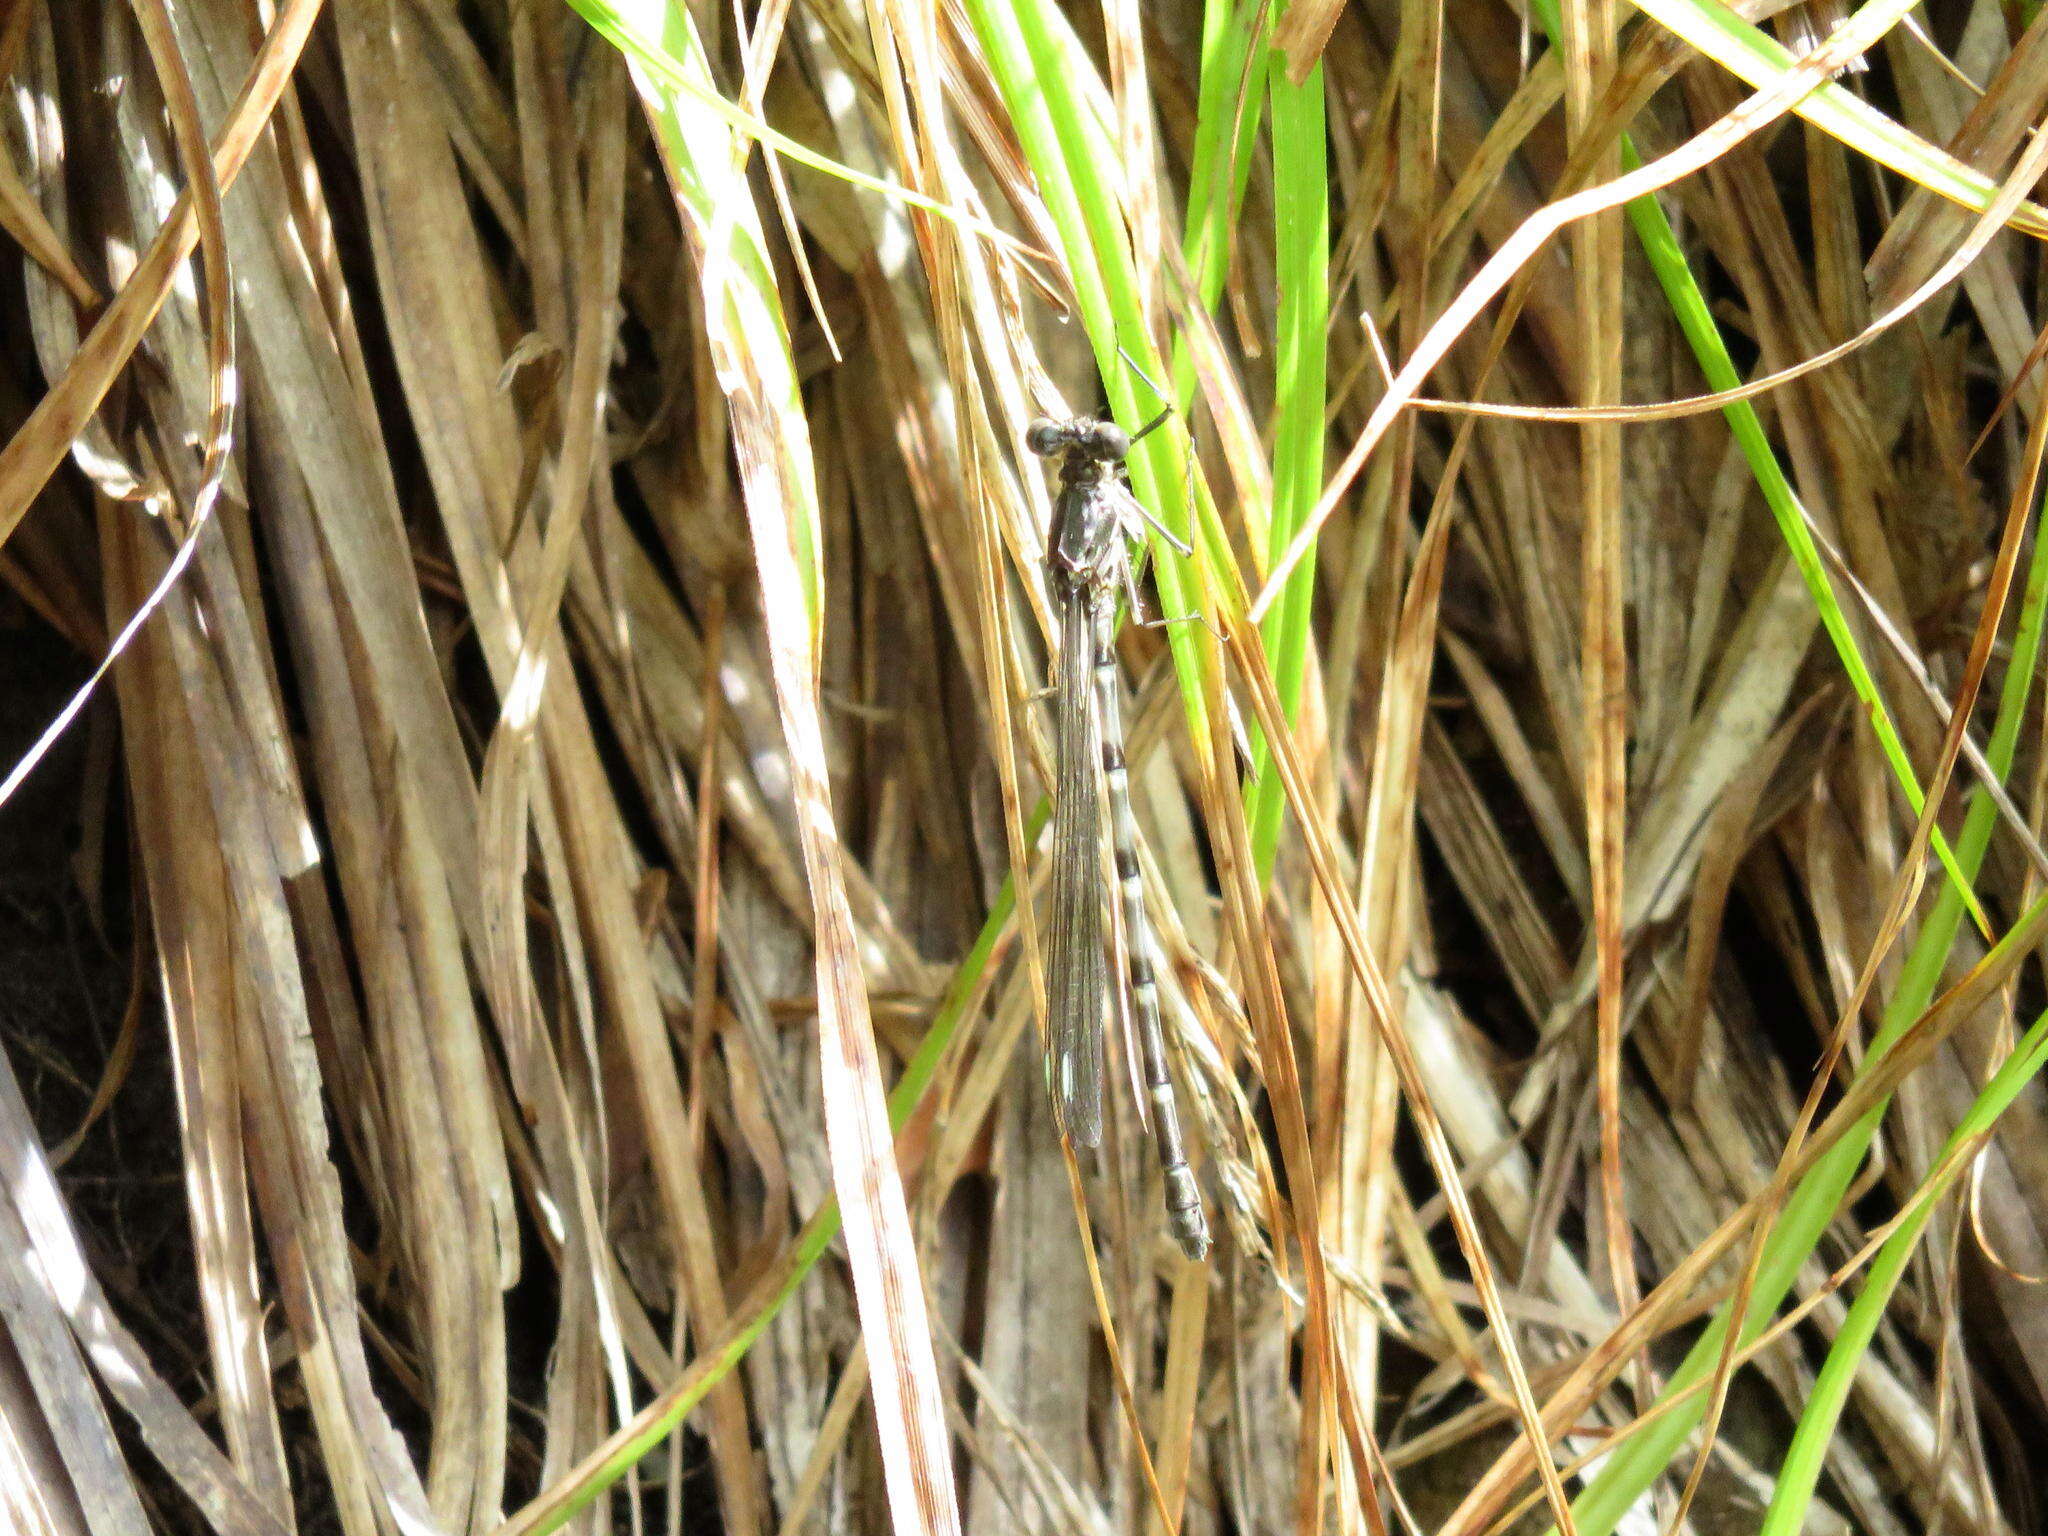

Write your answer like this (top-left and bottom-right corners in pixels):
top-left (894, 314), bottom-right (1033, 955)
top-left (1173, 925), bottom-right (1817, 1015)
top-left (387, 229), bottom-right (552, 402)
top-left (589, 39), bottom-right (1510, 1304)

top-left (597, 8), bottom-right (960, 1536)
top-left (560, 0), bottom-right (1039, 252)
top-left (1179, 0), bottom-right (1266, 366)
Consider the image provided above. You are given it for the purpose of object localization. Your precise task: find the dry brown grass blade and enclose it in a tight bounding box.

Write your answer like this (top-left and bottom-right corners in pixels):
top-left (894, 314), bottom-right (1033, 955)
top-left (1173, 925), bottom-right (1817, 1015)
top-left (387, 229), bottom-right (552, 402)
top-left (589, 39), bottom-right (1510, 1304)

top-left (112, 537), bottom-right (295, 1533)
top-left (771, 1342), bottom-right (870, 1536)
top-left (964, 1045), bottom-right (1091, 1536)
top-left (1194, 625), bottom-right (1378, 1536)
top-left (726, 368), bottom-right (964, 1536)
top-left (0, 128), bottom-right (96, 311)
top-left (1150, 1246), bottom-right (1211, 1536)
top-left (1061, 1151), bottom-right (1187, 1536)
top-left (0, 0), bottom-right (312, 548)
top-left (1560, 0), bottom-right (1634, 1434)
top-left (0, 1189), bottom-right (151, 1536)
top-left (1100, 0), bottom-right (1163, 325)
top-left (1272, 0), bottom-right (1345, 83)
top-left (1667, 690), bottom-right (1838, 1104)
top-left (1222, 615), bottom-right (1575, 1535)
top-left (636, 23), bottom-right (962, 1536)
top-left (46, 945), bottom-right (143, 1170)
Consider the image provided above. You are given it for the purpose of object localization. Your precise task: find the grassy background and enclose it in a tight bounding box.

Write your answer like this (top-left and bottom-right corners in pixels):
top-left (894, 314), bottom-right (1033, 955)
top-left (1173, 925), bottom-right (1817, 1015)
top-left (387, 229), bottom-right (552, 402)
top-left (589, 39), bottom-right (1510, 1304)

top-left (0, 3), bottom-right (2045, 1536)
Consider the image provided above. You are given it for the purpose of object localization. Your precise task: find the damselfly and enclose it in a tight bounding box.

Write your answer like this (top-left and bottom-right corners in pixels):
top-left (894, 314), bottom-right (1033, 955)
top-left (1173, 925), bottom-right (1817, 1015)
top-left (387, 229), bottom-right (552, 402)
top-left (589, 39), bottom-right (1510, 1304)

top-left (1027, 410), bottom-right (1211, 1263)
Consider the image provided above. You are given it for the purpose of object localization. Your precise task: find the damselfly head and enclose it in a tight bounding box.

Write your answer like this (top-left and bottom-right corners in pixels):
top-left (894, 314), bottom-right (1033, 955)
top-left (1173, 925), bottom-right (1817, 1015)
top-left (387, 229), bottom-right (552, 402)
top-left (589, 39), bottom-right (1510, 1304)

top-left (1025, 416), bottom-right (1130, 463)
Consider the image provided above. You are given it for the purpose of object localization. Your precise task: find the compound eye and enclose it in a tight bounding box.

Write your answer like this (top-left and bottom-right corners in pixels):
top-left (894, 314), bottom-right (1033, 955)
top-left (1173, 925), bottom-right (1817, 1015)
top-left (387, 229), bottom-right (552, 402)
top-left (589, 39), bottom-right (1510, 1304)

top-left (1086, 421), bottom-right (1131, 460)
top-left (1025, 418), bottom-right (1066, 457)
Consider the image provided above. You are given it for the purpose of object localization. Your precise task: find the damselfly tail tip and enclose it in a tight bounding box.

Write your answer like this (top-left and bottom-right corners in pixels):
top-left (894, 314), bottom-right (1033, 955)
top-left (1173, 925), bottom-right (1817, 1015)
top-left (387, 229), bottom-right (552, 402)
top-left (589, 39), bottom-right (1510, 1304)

top-left (1164, 1169), bottom-right (1210, 1262)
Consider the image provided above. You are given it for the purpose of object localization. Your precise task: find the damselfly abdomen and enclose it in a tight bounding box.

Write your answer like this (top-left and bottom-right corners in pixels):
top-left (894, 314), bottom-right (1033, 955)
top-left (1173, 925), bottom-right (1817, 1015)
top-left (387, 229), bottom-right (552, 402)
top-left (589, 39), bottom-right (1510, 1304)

top-left (1028, 412), bottom-right (1210, 1263)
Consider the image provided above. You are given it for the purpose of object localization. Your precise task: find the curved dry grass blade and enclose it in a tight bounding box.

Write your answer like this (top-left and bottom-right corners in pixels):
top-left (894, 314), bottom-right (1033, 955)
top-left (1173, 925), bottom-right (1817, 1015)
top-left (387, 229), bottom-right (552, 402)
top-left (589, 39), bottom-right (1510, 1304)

top-left (1412, 103), bottom-right (2048, 434)
top-left (1260, 0), bottom-right (1935, 613)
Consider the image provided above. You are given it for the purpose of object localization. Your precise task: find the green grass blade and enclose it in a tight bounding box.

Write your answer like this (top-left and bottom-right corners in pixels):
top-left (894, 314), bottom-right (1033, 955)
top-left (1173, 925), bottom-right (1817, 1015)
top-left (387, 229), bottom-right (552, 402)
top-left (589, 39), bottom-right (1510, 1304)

top-left (1248, 46), bottom-right (1328, 875)
top-left (1615, 135), bottom-right (1987, 928)
top-left (1177, 0), bottom-right (1266, 403)
top-left (1757, 1008), bottom-right (2048, 1536)
top-left (962, 0), bottom-right (1217, 736)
